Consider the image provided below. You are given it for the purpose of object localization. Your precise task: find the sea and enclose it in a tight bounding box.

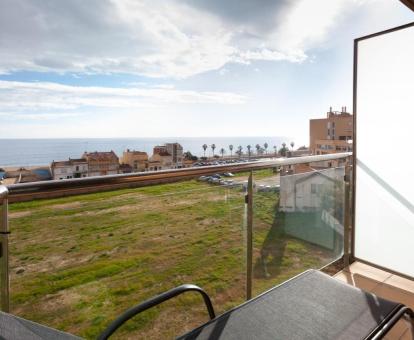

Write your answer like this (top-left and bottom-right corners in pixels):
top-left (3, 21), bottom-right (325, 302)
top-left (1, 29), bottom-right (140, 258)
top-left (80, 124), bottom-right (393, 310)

top-left (0, 137), bottom-right (289, 168)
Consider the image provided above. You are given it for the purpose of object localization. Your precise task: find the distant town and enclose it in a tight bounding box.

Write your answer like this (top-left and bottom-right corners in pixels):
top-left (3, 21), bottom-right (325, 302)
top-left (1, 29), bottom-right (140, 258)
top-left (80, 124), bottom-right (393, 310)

top-left (0, 107), bottom-right (352, 184)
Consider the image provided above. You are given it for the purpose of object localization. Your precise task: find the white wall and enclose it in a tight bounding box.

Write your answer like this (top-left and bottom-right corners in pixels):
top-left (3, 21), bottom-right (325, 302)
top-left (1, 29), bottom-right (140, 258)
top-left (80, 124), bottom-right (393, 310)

top-left (354, 24), bottom-right (414, 277)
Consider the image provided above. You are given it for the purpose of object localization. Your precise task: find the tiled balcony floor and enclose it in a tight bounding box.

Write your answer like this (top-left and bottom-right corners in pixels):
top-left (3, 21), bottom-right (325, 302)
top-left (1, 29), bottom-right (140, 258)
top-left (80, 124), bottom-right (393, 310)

top-left (335, 261), bottom-right (414, 340)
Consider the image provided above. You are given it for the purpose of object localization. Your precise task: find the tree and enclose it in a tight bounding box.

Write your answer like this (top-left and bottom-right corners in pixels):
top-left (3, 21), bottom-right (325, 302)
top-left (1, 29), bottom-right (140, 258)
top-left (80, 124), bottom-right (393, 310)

top-left (290, 141), bottom-right (295, 150)
top-left (273, 145), bottom-right (277, 155)
top-left (255, 144), bottom-right (261, 155)
top-left (264, 142), bottom-right (268, 154)
top-left (229, 144), bottom-right (234, 158)
top-left (184, 151), bottom-right (198, 161)
top-left (280, 142), bottom-right (288, 157)
top-left (247, 145), bottom-right (252, 159)
top-left (220, 148), bottom-right (225, 158)
top-left (237, 145), bottom-right (243, 157)
top-left (211, 144), bottom-right (216, 157)
top-left (202, 144), bottom-right (208, 157)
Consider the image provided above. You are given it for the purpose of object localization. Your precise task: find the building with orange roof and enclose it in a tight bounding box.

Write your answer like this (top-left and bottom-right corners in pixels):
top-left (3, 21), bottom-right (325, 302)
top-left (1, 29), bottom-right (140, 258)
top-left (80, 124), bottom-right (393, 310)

top-left (148, 146), bottom-right (172, 171)
top-left (82, 151), bottom-right (119, 177)
top-left (121, 149), bottom-right (148, 172)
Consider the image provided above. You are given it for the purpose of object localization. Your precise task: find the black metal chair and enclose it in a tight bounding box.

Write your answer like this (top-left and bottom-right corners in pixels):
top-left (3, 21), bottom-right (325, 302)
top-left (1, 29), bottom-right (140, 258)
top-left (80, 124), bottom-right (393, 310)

top-left (98, 270), bottom-right (414, 340)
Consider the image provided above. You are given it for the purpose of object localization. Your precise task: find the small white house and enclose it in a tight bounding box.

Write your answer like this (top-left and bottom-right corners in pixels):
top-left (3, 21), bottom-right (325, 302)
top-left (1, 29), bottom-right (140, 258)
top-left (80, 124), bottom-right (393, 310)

top-left (279, 167), bottom-right (343, 212)
top-left (51, 158), bottom-right (88, 180)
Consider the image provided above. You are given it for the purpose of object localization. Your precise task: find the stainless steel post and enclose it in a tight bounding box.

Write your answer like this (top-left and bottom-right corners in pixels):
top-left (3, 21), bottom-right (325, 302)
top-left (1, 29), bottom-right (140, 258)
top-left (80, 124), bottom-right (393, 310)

top-left (343, 166), bottom-right (351, 267)
top-left (246, 172), bottom-right (253, 300)
top-left (0, 185), bottom-right (10, 312)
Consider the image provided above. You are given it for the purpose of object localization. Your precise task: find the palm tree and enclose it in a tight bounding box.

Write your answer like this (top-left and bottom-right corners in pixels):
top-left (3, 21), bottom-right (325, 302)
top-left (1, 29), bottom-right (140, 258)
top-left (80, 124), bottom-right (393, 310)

top-left (220, 148), bottom-right (225, 158)
top-left (290, 141), bottom-right (295, 150)
top-left (237, 145), bottom-right (243, 158)
top-left (229, 144), bottom-right (234, 158)
top-left (281, 142), bottom-right (287, 156)
top-left (202, 144), bottom-right (207, 157)
top-left (211, 144), bottom-right (216, 157)
top-left (255, 144), bottom-right (260, 155)
top-left (273, 145), bottom-right (277, 155)
top-left (247, 145), bottom-right (252, 159)
top-left (264, 142), bottom-right (268, 154)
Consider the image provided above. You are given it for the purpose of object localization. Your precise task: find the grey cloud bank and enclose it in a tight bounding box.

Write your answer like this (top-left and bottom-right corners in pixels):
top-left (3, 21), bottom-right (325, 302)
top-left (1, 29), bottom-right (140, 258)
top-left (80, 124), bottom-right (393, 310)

top-left (0, 0), bottom-right (360, 78)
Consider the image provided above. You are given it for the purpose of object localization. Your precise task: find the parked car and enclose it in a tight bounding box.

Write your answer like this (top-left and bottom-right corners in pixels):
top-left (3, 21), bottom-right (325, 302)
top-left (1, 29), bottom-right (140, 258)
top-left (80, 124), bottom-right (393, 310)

top-left (221, 180), bottom-right (235, 187)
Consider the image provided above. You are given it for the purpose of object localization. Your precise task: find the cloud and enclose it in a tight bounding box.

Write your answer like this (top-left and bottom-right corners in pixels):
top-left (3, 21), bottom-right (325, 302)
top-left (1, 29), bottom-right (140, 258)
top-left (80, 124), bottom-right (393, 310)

top-left (0, 80), bottom-right (246, 119)
top-left (0, 0), bottom-right (370, 78)
top-left (0, 112), bottom-right (81, 120)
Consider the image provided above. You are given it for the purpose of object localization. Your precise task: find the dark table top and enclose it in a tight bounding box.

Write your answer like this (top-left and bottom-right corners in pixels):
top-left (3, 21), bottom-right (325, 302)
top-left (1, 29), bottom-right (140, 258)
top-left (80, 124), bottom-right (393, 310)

top-left (178, 270), bottom-right (400, 340)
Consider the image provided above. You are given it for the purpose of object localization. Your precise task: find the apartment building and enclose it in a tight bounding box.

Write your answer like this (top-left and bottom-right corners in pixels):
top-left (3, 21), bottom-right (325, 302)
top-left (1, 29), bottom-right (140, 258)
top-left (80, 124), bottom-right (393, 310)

top-left (165, 143), bottom-right (183, 168)
top-left (153, 143), bottom-right (183, 169)
top-left (82, 151), bottom-right (119, 177)
top-left (51, 159), bottom-right (88, 180)
top-left (310, 107), bottom-right (353, 156)
top-left (121, 149), bottom-right (148, 172)
top-left (148, 147), bottom-right (173, 171)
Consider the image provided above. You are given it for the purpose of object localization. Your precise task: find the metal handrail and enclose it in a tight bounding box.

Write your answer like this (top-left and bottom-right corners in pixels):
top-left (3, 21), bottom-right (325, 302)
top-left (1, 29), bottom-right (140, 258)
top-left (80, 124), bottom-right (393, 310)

top-left (0, 185), bottom-right (9, 312)
top-left (0, 186), bottom-right (8, 200)
top-left (6, 153), bottom-right (351, 202)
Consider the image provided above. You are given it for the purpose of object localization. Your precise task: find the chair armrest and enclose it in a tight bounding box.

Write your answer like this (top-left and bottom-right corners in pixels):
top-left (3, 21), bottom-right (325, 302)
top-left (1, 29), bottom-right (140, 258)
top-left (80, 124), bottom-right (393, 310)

top-left (98, 284), bottom-right (215, 340)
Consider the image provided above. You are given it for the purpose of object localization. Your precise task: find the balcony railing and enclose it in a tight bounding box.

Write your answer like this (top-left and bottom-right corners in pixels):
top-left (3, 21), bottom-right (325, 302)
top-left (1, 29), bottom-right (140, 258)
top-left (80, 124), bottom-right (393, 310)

top-left (0, 152), bottom-right (351, 338)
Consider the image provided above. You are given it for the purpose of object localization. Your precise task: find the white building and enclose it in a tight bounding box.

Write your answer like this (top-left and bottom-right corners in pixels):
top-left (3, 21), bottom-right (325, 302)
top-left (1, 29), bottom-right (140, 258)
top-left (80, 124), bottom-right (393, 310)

top-left (51, 158), bottom-right (88, 180)
top-left (164, 143), bottom-right (183, 168)
top-left (149, 143), bottom-right (183, 171)
top-left (148, 149), bottom-right (173, 171)
top-left (279, 167), bottom-right (344, 212)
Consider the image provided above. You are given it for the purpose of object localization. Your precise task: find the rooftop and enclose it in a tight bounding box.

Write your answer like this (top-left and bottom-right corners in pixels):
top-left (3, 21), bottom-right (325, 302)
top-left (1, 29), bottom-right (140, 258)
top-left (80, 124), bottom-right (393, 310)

top-left (51, 158), bottom-right (87, 167)
top-left (124, 149), bottom-right (148, 155)
top-left (82, 151), bottom-right (118, 161)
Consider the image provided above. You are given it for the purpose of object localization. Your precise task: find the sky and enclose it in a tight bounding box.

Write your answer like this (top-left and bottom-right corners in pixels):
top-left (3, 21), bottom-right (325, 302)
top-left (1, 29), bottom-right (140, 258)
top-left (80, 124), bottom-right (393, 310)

top-left (0, 0), bottom-right (413, 145)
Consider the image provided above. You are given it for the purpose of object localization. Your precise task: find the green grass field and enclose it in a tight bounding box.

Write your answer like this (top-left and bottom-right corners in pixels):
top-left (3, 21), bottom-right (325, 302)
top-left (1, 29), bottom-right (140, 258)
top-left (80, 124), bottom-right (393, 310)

top-left (8, 170), bottom-right (337, 339)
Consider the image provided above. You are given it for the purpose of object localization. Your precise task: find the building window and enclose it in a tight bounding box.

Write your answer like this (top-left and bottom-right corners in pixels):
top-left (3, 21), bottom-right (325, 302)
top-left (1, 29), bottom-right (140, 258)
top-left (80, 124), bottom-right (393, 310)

top-left (311, 184), bottom-right (318, 194)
